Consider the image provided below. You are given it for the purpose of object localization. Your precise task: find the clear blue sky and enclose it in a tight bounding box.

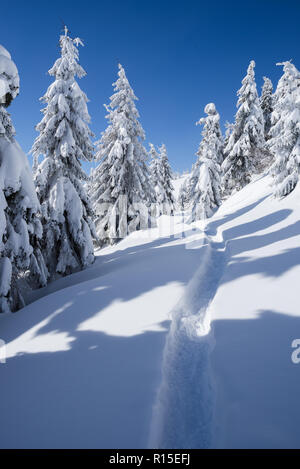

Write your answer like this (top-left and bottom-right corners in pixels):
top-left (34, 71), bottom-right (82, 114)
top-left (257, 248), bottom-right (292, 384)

top-left (2, 0), bottom-right (300, 173)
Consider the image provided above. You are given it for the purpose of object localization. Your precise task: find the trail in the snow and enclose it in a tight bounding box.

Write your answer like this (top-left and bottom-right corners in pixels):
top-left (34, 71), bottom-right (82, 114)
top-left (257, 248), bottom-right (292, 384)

top-left (149, 226), bottom-right (227, 449)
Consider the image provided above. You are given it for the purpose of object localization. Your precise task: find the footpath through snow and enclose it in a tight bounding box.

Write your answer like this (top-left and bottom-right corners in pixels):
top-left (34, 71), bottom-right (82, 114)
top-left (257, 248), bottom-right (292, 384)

top-left (151, 174), bottom-right (300, 449)
top-left (1, 174), bottom-right (300, 448)
top-left (207, 175), bottom-right (300, 449)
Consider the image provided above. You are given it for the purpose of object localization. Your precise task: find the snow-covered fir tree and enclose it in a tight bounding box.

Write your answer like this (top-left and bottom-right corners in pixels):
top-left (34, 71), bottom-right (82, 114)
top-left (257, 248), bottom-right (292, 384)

top-left (85, 166), bottom-right (96, 202)
top-left (222, 60), bottom-right (265, 195)
top-left (269, 61), bottom-right (300, 197)
top-left (223, 121), bottom-right (234, 151)
top-left (157, 144), bottom-right (175, 215)
top-left (178, 156), bottom-right (203, 212)
top-left (149, 143), bottom-right (163, 216)
top-left (188, 103), bottom-right (223, 221)
top-left (0, 45), bottom-right (48, 313)
top-left (177, 175), bottom-right (191, 211)
top-left (91, 64), bottom-right (153, 245)
top-left (31, 27), bottom-right (96, 278)
top-left (260, 76), bottom-right (274, 139)
top-left (149, 143), bottom-right (162, 197)
top-left (177, 182), bottom-right (186, 211)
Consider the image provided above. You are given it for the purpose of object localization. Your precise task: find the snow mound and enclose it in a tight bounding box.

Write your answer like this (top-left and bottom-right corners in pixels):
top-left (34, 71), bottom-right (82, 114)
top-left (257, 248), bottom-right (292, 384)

top-left (204, 102), bottom-right (216, 115)
top-left (0, 45), bottom-right (19, 104)
top-left (0, 45), bottom-right (11, 59)
top-left (0, 138), bottom-right (39, 210)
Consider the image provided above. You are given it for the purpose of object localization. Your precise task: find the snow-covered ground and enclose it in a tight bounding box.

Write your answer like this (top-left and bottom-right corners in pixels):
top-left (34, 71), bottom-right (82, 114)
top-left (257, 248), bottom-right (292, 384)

top-left (1, 173), bottom-right (300, 448)
top-left (0, 211), bottom-right (205, 448)
top-left (209, 175), bottom-right (300, 449)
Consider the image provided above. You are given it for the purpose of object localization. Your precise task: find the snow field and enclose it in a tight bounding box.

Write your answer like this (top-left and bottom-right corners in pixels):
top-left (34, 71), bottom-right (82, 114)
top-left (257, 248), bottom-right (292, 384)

top-left (1, 174), bottom-right (300, 448)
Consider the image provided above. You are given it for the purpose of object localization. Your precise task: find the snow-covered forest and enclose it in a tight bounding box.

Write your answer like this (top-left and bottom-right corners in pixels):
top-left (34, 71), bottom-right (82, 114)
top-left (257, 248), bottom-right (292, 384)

top-left (1, 23), bottom-right (300, 450)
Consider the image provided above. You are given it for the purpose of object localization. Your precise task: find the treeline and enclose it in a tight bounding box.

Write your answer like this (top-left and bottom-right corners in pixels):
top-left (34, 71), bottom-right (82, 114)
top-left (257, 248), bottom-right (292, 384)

top-left (0, 28), bottom-right (299, 313)
top-left (179, 60), bottom-right (300, 221)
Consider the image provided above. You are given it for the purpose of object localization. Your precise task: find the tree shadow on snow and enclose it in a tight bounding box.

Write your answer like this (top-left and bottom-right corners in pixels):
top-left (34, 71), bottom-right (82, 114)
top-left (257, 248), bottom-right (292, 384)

top-left (206, 195), bottom-right (300, 285)
top-left (0, 324), bottom-right (171, 448)
top-left (27, 227), bottom-right (203, 305)
top-left (206, 195), bottom-right (270, 238)
top-left (211, 309), bottom-right (300, 449)
top-left (1, 192), bottom-right (300, 448)
top-left (1, 227), bottom-right (206, 342)
top-left (2, 310), bottom-right (299, 448)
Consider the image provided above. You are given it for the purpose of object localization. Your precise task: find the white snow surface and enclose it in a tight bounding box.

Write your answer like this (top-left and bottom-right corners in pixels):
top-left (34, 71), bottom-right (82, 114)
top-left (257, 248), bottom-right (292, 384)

top-left (1, 173), bottom-right (300, 448)
top-left (0, 45), bottom-right (19, 102)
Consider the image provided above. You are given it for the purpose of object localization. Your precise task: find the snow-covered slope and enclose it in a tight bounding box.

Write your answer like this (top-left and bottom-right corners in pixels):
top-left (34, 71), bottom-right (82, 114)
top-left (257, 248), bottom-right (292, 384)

top-left (0, 215), bottom-right (205, 448)
top-left (1, 173), bottom-right (300, 448)
top-left (151, 174), bottom-right (300, 449)
top-left (209, 175), bottom-right (300, 449)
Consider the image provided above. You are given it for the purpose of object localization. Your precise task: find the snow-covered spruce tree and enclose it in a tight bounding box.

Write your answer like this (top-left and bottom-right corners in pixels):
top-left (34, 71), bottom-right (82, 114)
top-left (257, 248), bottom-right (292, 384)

top-left (177, 182), bottom-right (186, 211)
top-left (260, 76), bottom-right (273, 139)
top-left (177, 171), bottom-right (190, 210)
top-left (31, 28), bottom-right (96, 278)
top-left (86, 166), bottom-right (96, 201)
top-left (0, 45), bottom-right (48, 313)
top-left (178, 156), bottom-right (202, 212)
top-left (177, 175), bottom-right (192, 211)
top-left (222, 60), bottom-right (265, 195)
top-left (157, 144), bottom-right (175, 215)
top-left (149, 143), bottom-right (163, 215)
top-left (188, 103), bottom-right (223, 221)
top-left (269, 61), bottom-right (300, 197)
top-left (91, 64), bottom-right (153, 245)
top-left (149, 144), bottom-right (160, 193)
top-left (223, 121), bottom-right (234, 151)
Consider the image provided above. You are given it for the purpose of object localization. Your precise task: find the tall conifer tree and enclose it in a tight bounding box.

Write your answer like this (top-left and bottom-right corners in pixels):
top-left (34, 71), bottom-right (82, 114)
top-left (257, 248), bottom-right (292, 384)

top-left (31, 28), bottom-right (96, 277)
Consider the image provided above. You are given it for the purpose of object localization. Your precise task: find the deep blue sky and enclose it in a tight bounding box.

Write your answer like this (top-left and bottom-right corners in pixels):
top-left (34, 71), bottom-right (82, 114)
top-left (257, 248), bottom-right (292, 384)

top-left (2, 0), bottom-right (300, 173)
